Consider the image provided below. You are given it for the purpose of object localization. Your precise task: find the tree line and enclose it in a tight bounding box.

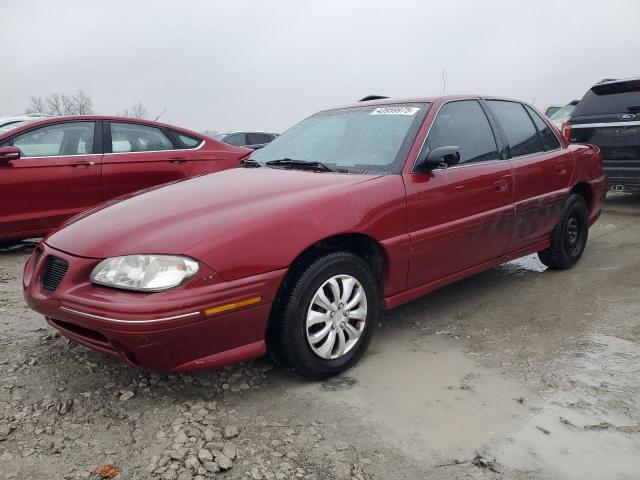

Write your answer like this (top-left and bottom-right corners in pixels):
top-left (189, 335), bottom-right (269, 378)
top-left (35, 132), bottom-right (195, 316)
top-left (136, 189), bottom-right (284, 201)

top-left (25, 91), bottom-right (148, 119)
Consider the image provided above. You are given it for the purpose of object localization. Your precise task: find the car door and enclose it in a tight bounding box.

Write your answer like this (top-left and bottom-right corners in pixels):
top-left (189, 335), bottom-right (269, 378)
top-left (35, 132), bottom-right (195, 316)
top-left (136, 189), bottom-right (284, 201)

top-left (101, 121), bottom-right (194, 199)
top-left (485, 100), bottom-right (574, 251)
top-left (403, 99), bottom-right (515, 289)
top-left (0, 121), bottom-right (102, 238)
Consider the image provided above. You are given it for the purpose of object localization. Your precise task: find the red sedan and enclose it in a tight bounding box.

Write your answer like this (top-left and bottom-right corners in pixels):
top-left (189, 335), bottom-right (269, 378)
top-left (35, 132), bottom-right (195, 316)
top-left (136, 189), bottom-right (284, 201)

top-left (23, 96), bottom-right (607, 379)
top-left (0, 116), bottom-right (250, 244)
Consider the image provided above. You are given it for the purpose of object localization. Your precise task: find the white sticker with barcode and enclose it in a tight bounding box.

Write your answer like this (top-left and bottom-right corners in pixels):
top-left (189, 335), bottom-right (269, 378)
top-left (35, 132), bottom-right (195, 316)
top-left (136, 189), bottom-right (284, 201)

top-left (370, 106), bottom-right (420, 116)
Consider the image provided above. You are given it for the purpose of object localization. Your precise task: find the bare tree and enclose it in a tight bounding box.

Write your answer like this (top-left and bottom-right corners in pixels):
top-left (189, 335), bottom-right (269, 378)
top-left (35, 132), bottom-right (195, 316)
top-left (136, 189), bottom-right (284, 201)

top-left (26, 91), bottom-right (94, 116)
top-left (72, 89), bottom-right (93, 115)
top-left (25, 96), bottom-right (47, 114)
top-left (46, 93), bottom-right (77, 116)
top-left (118, 102), bottom-right (148, 119)
top-left (131, 102), bottom-right (148, 119)
top-left (46, 93), bottom-right (63, 115)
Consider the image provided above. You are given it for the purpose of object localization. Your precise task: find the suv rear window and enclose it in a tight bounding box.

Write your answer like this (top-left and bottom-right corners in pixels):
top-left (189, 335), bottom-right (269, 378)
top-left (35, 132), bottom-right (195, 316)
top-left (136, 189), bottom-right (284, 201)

top-left (573, 80), bottom-right (640, 116)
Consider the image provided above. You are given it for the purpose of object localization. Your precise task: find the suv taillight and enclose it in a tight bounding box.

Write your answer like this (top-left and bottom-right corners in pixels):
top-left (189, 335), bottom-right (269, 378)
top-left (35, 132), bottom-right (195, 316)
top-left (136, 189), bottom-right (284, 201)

top-left (561, 122), bottom-right (571, 142)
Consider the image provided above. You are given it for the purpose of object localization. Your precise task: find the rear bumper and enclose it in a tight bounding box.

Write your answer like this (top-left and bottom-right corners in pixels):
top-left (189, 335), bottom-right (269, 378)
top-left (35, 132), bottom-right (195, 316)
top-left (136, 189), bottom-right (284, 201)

top-left (603, 159), bottom-right (640, 190)
top-left (23, 243), bottom-right (286, 372)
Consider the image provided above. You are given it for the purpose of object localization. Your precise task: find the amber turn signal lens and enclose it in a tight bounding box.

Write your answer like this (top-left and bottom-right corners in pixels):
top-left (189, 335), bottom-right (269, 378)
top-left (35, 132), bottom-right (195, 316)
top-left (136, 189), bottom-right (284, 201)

top-left (204, 296), bottom-right (262, 316)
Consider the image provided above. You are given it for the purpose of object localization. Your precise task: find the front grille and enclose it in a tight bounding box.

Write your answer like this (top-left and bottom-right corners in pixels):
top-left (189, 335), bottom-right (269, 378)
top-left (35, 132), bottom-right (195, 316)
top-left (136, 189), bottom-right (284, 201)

top-left (41, 256), bottom-right (69, 292)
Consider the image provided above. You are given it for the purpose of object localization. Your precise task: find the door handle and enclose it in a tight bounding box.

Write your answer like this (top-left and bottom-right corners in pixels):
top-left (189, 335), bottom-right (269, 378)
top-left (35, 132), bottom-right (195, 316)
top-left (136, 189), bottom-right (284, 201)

top-left (169, 158), bottom-right (187, 164)
top-left (70, 161), bottom-right (96, 167)
top-left (494, 179), bottom-right (509, 192)
top-left (556, 166), bottom-right (567, 175)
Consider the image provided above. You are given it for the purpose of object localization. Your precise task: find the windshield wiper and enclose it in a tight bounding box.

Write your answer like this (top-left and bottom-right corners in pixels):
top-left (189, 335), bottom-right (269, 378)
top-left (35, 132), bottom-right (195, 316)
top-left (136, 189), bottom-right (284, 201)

top-left (240, 158), bottom-right (262, 168)
top-left (265, 158), bottom-right (333, 172)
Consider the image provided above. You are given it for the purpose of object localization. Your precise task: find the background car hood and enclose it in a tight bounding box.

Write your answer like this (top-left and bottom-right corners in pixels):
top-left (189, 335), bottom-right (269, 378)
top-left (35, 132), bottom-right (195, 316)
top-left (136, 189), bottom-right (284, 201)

top-left (46, 168), bottom-right (380, 260)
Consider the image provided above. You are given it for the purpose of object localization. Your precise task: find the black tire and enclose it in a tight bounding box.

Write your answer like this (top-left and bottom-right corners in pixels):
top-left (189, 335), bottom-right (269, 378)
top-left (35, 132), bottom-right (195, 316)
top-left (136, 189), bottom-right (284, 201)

top-left (538, 194), bottom-right (589, 270)
top-left (268, 251), bottom-right (379, 380)
top-left (0, 240), bottom-right (20, 250)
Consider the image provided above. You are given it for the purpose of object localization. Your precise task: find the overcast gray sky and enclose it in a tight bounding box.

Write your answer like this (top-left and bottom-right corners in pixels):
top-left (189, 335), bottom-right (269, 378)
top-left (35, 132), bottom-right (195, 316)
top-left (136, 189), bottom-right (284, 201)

top-left (1, 0), bottom-right (639, 133)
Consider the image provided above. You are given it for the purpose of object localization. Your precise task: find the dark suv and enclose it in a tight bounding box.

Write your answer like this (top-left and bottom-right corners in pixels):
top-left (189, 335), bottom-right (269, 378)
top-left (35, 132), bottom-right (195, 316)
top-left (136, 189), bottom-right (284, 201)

top-left (564, 77), bottom-right (640, 192)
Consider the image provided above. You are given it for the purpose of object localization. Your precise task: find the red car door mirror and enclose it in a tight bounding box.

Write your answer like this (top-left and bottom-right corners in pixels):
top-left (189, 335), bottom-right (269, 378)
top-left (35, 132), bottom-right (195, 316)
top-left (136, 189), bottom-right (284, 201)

top-left (0, 146), bottom-right (20, 165)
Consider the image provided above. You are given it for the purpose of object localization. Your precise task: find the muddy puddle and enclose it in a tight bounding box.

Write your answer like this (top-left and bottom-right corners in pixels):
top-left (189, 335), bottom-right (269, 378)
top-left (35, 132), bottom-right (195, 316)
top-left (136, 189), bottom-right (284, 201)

top-left (492, 333), bottom-right (640, 479)
top-left (295, 330), bottom-right (529, 466)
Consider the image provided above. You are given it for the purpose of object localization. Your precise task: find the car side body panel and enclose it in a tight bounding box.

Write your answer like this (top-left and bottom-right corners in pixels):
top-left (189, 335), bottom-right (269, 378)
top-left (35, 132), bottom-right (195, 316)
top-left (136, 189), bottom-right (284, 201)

top-left (0, 151), bottom-right (103, 240)
top-left (0, 116), bottom-right (249, 241)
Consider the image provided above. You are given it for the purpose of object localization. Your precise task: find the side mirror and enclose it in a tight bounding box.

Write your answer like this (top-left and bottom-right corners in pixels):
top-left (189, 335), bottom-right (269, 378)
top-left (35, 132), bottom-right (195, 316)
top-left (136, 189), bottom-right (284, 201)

top-left (414, 145), bottom-right (460, 171)
top-left (0, 146), bottom-right (20, 166)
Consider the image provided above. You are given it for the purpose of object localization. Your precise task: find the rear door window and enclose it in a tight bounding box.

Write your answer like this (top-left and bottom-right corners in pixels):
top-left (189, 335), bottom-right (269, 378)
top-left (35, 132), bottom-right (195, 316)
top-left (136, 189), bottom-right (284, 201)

top-left (110, 123), bottom-right (174, 153)
top-left (573, 81), bottom-right (640, 116)
top-left (487, 100), bottom-right (544, 157)
top-left (425, 100), bottom-right (499, 165)
top-left (525, 105), bottom-right (561, 151)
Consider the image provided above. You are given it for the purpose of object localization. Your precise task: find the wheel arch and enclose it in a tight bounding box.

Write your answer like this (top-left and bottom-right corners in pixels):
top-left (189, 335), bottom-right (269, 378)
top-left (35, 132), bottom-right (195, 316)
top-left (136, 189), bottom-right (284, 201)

top-left (284, 232), bottom-right (388, 292)
top-left (265, 232), bottom-right (388, 340)
top-left (570, 181), bottom-right (593, 211)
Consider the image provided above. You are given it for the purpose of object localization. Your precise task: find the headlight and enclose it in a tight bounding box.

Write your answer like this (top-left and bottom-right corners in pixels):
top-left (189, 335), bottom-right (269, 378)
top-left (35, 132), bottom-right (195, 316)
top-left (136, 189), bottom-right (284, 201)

top-left (91, 255), bottom-right (199, 292)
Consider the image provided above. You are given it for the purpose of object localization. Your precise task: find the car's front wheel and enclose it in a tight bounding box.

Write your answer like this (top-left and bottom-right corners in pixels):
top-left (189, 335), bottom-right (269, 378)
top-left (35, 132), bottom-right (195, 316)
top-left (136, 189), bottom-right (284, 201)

top-left (269, 251), bottom-right (379, 379)
top-left (538, 193), bottom-right (589, 270)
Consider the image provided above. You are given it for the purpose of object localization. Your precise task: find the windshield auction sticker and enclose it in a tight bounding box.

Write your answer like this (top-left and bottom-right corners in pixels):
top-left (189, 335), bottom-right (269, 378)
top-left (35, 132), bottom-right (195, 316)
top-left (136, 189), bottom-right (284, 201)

top-left (370, 106), bottom-right (420, 116)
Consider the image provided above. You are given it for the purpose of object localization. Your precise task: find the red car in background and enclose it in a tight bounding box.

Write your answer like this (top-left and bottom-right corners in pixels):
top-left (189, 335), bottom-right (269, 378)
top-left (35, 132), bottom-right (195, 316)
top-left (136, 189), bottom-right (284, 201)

top-left (0, 116), bottom-right (250, 244)
top-left (23, 96), bottom-right (607, 379)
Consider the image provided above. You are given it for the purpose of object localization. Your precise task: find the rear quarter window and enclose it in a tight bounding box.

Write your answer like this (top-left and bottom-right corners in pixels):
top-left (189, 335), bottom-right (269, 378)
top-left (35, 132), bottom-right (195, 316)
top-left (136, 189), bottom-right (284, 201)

top-left (176, 133), bottom-right (202, 148)
top-left (487, 100), bottom-right (544, 157)
top-left (525, 105), bottom-right (561, 151)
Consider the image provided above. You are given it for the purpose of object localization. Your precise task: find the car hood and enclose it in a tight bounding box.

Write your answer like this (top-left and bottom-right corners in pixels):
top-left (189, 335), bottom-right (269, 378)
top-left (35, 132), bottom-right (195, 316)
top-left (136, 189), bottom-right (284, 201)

top-left (46, 168), bottom-right (381, 260)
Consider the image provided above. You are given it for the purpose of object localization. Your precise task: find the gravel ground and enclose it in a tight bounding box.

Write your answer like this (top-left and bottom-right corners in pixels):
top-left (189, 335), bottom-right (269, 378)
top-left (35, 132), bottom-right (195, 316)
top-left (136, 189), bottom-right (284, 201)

top-left (1, 193), bottom-right (639, 480)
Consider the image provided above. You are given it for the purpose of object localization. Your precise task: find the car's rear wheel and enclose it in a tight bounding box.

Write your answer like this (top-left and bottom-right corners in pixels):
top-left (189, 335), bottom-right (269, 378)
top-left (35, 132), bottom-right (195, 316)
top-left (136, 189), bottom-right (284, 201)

top-left (538, 194), bottom-right (589, 270)
top-left (269, 251), bottom-right (379, 379)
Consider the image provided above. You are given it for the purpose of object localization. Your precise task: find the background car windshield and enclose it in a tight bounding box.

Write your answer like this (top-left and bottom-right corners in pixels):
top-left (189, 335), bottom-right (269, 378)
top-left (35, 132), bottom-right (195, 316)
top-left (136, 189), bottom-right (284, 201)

top-left (550, 104), bottom-right (576, 122)
top-left (250, 103), bottom-right (429, 174)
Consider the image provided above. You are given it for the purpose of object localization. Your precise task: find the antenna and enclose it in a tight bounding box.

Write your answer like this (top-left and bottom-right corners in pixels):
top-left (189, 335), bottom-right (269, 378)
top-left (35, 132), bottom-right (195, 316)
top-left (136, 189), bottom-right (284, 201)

top-left (442, 68), bottom-right (446, 95)
top-left (154, 108), bottom-right (167, 122)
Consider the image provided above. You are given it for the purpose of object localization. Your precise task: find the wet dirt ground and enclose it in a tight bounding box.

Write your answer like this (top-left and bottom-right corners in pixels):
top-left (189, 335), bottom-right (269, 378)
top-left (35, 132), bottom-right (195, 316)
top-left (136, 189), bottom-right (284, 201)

top-left (1, 193), bottom-right (639, 480)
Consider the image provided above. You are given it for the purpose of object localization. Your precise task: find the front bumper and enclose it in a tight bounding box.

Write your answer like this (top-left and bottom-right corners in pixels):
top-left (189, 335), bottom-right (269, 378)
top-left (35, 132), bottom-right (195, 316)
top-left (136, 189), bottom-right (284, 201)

top-left (23, 243), bottom-right (286, 372)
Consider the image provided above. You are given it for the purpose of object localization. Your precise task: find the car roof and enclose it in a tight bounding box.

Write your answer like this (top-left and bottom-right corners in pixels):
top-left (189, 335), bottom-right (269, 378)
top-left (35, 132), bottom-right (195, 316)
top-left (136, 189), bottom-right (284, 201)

top-left (0, 113), bottom-right (53, 125)
top-left (331, 94), bottom-right (528, 111)
top-left (594, 76), bottom-right (640, 87)
top-left (219, 131), bottom-right (277, 136)
top-left (0, 115), bottom-right (206, 139)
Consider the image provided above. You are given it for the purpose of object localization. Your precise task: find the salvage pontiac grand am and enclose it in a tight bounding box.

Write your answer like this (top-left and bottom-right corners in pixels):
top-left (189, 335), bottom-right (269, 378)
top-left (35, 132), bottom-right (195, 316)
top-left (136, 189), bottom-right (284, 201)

top-left (24, 96), bottom-right (607, 379)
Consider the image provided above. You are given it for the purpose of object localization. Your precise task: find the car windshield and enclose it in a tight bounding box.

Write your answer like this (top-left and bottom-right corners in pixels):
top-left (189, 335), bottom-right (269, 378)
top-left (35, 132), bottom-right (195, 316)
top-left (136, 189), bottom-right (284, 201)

top-left (550, 104), bottom-right (577, 122)
top-left (0, 120), bottom-right (32, 134)
top-left (250, 103), bottom-right (430, 174)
